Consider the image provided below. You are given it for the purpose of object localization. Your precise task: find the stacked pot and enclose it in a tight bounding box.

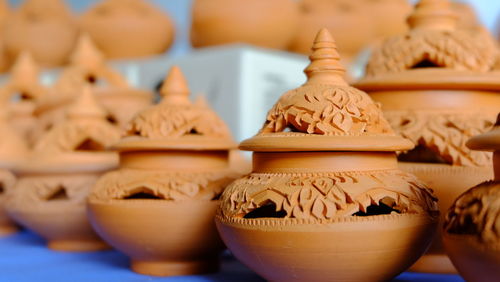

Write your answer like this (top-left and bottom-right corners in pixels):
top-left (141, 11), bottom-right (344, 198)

top-left (355, 0), bottom-right (500, 273)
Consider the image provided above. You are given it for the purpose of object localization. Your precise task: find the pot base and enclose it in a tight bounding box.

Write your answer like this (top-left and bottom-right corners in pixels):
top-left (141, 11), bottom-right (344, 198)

top-left (130, 259), bottom-right (219, 277)
top-left (48, 239), bottom-right (109, 252)
top-left (408, 254), bottom-right (455, 274)
top-left (0, 224), bottom-right (18, 236)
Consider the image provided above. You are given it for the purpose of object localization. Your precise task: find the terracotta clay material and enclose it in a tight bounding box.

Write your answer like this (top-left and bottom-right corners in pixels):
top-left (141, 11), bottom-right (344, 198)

top-left (216, 28), bottom-right (439, 282)
top-left (33, 34), bottom-right (152, 140)
top-left (191, 0), bottom-right (299, 50)
top-left (364, 0), bottom-right (412, 40)
top-left (80, 0), bottom-right (175, 59)
top-left (3, 0), bottom-right (78, 67)
top-left (87, 66), bottom-right (239, 276)
top-left (0, 52), bottom-right (47, 143)
top-left (355, 0), bottom-right (500, 273)
top-left (443, 115), bottom-right (500, 281)
top-left (289, 0), bottom-right (375, 65)
top-left (5, 86), bottom-right (120, 251)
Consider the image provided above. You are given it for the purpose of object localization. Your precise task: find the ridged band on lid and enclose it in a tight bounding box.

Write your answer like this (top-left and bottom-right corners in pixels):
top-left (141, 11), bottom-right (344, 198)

top-left (467, 113), bottom-right (500, 152)
top-left (240, 28), bottom-right (413, 152)
top-left (362, 0), bottom-right (498, 78)
top-left (115, 66), bottom-right (236, 151)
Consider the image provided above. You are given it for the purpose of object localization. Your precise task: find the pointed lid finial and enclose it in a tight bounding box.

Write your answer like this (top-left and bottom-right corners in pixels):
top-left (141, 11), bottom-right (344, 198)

top-left (66, 85), bottom-right (108, 120)
top-left (304, 28), bottom-right (347, 85)
top-left (10, 51), bottom-right (40, 84)
top-left (407, 0), bottom-right (458, 30)
top-left (160, 65), bottom-right (190, 103)
top-left (69, 34), bottom-right (105, 70)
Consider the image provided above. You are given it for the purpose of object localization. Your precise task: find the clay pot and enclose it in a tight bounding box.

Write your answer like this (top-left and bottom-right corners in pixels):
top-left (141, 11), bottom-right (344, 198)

top-left (191, 0), bottom-right (299, 50)
top-left (0, 109), bottom-right (29, 236)
top-left (289, 0), bottom-right (374, 64)
top-left (33, 35), bottom-right (152, 141)
top-left (0, 52), bottom-right (47, 144)
top-left (216, 28), bottom-right (439, 282)
top-left (80, 0), bottom-right (174, 59)
top-left (3, 0), bottom-right (78, 67)
top-left (87, 66), bottom-right (239, 276)
top-left (443, 115), bottom-right (500, 281)
top-left (363, 0), bottom-right (411, 40)
top-left (355, 0), bottom-right (500, 273)
top-left (5, 87), bottom-right (120, 251)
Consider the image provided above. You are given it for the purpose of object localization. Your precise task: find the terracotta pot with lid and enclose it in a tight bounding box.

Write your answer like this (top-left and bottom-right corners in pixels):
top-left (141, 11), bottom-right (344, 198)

top-left (34, 34), bottom-right (152, 140)
top-left (0, 109), bottom-right (29, 236)
top-left (0, 52), bottom-right (47, 144)
top-left (191, 0), bottom-right (299, 50)
top-left (442, 114), bottom-right (500, 281)
top-left (355, 0), bottom-right (500, 273)
top-left (87, 66), bottom-right (239, 276)
top-left (215, 28), bottom-right (439, 282)
top-left (5, 86), bottom-right (120, 251)
top-left (3, 0), bottom-right (78, 67)
top-left (80, 0), bottom-right (174, 59)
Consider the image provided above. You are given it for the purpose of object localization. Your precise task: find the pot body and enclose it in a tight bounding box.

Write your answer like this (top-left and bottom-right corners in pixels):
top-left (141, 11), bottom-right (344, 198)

top-left (87, 150), bottom-right (237, 276)
top-left (366, 88), bottom-right (499, 273)
top-left (5, 172), bottom-right (109, 251)
top-left (191, 0), bottom-right (299, 49)
top-left (0, 169), bottom-right (17, 236)
top-left (80, 0), bottom-right (174, 59)
top-left (217, 151), bottom-right (439, 281)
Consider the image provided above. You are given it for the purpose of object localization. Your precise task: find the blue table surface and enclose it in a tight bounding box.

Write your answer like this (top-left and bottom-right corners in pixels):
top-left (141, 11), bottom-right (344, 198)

top-left (0, 231), bottom-right (464, 282)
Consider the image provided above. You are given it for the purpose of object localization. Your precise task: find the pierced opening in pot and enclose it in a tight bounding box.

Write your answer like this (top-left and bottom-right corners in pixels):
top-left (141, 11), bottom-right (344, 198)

top-left (410, 58), bottom-right (443, 69)
top-left (0, 183), bottom-right (4, 194)
top-left (74, 138), bottom-right (106, 151)
top-left (106, 115), bottom-right (118, 125)
top-left (398, 144), bottom-right (447, 164)
top-left (122, 187), bottom-right (164, 200)
top-left (243, 201), bottom-right (287, 219)
top-left (189, 128), bottom-right (201, 135)
top-left (11, 92), bottom-right (35, 102)
top-left (46, 186), bottom-right (69, 201)
top-left (353, 197), bottom-right (401, 216)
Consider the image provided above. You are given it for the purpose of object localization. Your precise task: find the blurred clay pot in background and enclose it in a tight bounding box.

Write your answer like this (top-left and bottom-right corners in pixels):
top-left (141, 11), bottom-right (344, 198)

top-left (3, 0), bottom-right (78, 67)
top-left (289, 0), bottom-right (374, 65)
top-left (363, 0), bottom-right (411, 39)
top-left (6, 87), bottom-right (120, 251)
top-left (80, 0), bottom-right (175, 59)
top-left (355, 0), bottom-right (500, 273)
top-left (88, 66), bottom-right (239, 276)
top-left (191, 0), bottom-right (299, 50)
top-left (443, 116), bottom-right (500, 281)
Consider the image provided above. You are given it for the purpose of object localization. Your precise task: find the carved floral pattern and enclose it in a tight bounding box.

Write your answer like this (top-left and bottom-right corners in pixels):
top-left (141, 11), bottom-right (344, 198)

top-left (366, 29), bottom-right (498, 76)
top-left (444, 181), bottom-right (500, 245)
top-left (385, 111), bottom-right (495, 166)
top-left (218, 170), bottom-right (438, 222)
top-left (89, 169), bottom-right (238, 202)
top-left (7, 174), bottom-right (99, 210)
top-left (260, 84), bottom-right (394, 136)
top-left (126, 100), bottom-right (231, 139)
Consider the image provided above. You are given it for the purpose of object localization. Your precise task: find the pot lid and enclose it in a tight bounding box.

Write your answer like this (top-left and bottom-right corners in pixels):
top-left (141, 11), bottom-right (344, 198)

top-left (21, 86), bottom-right (120, 172)
top-left (37, 34), bottom-right (133, 109)
top-left (240, 28), bottom-right (413, 152)
top-left (0, 52), bottom-right (46, 102)
top-left (467, 113), bottom-right (500, 152)
top-left (356, 0), bottom-right (500, 90)
top-left (16, 0), bottom-right (73, 21)
top-left (114, 66), bottom-right (236, 152)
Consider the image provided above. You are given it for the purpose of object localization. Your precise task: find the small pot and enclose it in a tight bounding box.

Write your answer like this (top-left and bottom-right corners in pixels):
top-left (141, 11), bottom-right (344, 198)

top-left (88, 66), bottom-right (239, 276)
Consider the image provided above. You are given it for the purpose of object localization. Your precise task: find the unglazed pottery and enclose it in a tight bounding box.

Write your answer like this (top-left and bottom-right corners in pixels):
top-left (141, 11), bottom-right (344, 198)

top-left (364, 0), bottom-right (411, 39)
top-left (34, 34), bottom-right (152, 140)
top-left (191, 0), bottom-right (299, 50)
top-left (3, 0), bottom-right (78, 67)
top-left (80, 0), bottom-right (174, 59)
top-left (0, 109), bottom-right (29, 236)
top-left (443, 114), bottom-right (500, 281)
top-left (216, 28), bottom-right (439, 282)
top-left (289, 0), bottom-right (374, 65)
top-left (0, 52), bottom-right (47, 143)
top-left (87, 66), bottom-right (239, 276)
top-left (6, 87), bottom-right (120, 251)
top-left (355, 0), bottom-right (500, 273)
